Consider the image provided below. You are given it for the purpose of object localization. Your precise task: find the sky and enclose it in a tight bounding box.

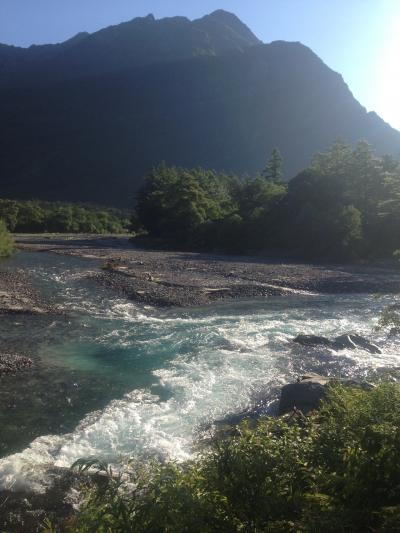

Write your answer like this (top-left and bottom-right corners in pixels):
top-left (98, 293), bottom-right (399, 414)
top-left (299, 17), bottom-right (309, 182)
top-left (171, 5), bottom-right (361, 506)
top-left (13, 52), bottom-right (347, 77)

top-left (1, 0), bottom-right (399, 130)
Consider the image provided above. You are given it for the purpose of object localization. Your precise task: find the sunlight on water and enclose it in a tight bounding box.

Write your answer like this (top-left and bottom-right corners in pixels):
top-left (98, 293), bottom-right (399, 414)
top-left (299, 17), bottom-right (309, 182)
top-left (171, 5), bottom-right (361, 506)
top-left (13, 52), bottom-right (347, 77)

top-left (0, 253), bottom-right (398, 492)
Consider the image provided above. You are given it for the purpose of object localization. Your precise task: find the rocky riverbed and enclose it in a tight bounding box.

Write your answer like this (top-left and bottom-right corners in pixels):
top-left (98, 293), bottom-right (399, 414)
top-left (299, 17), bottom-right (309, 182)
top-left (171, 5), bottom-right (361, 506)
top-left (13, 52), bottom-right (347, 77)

top-left (15, 235), bottom-right (400, 307)
top-left (0, 238), bottom-right (399, 532)
top-left (0, 268), bottom-right (53, 315)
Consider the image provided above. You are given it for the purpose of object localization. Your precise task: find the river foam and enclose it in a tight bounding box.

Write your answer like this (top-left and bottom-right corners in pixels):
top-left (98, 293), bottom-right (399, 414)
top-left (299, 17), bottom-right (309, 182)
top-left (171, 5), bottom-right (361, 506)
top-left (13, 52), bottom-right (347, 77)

top-left (0, 253), bottom-right (398, 492)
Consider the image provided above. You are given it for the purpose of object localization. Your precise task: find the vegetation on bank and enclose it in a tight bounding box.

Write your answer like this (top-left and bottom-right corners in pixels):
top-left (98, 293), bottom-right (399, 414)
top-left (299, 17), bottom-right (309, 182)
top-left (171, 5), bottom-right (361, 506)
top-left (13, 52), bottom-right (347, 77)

top-left (133, 141), bottom-right (400, 259)
top-left (47, 383), bottom-right (400, 532)
top-left (0, 200), bottom-right (130, 234)
top-left (0, 219), bottom-right (13, 257)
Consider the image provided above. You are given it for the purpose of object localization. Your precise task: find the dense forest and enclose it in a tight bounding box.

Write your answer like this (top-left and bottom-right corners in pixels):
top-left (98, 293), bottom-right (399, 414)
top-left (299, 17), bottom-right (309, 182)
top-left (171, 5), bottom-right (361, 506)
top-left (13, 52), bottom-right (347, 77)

top-left (134, 141), bottom-right (400, 260)
top-left (1, 140), bottom-right (399, 261)
top-left (0, 200), bottom-right (130, 234)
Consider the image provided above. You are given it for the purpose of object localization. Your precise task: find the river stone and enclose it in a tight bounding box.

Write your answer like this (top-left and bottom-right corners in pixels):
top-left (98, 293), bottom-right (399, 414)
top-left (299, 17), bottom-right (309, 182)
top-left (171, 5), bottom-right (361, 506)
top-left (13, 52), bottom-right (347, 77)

top-left (332, 334), bottom-right (382, 354)
top-left (293, 333), bottom-right (382, 354)
top-left (278, 373), bottom-right (375, 415)
top-left (293, 334), bottom-right (332, 347)
top-left (278, 374), bottom-right (329, 415)
top-left (0, 353), bottom-right (33, 374)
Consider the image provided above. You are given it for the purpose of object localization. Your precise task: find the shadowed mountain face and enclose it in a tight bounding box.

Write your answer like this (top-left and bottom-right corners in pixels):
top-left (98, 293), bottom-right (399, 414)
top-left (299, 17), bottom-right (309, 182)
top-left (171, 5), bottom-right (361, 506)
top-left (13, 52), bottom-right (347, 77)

top-left (0, 10), bottom-right (260, 84)
top-left (0, 10), bottom-right (399, 206)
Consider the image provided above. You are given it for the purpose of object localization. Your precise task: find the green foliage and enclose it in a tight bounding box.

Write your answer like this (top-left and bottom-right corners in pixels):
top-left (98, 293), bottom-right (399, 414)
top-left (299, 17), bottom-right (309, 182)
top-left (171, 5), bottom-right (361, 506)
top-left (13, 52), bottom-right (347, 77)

top-left (136, 164), bottom-right (237, 245)
top-left (135, 164), bottom-right (286, 251)
top-left (281, 140), bottom-right (400, 258)
top-left (0, 219), bottom-right (14, 257)
top-left (0, 199), bottom-right (130, 234)
top-left (263, 148), bottom-right (284, 183)
top-left (135, 141), bottom-right (400, 259)
top-left (66, 384), bottom-right (400, 532)
top-left (377, 303), bottom-right (400, 335)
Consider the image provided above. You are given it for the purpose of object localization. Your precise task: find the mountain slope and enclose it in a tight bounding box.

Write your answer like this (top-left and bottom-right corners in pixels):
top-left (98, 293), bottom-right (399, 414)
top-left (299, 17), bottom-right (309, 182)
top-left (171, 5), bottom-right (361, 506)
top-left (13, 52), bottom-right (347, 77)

top-left (0, 12), bottom-right (399, 206)
top-left (0, 10), bottom-right (260, 86)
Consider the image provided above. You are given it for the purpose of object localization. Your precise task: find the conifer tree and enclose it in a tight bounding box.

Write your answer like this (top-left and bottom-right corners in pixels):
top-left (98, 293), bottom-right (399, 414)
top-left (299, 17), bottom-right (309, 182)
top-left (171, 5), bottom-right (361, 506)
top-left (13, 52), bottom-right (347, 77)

top-left (264, 148), bottom-right (283, 183)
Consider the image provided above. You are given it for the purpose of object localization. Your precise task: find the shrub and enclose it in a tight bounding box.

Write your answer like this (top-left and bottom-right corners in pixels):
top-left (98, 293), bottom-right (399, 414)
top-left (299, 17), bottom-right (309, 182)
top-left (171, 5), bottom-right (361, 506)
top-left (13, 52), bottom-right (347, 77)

top-left (0, 219), bottom-right (14, 257)
top-left (61, 383), bottom-right (400, 532)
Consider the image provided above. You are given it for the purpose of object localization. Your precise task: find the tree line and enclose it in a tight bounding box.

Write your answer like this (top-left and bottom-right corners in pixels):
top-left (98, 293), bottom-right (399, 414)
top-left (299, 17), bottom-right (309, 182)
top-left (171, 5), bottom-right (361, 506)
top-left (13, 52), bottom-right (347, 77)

top-left (133, 141), bottom-right (400, 259)
top-left (0, 200), bottom-right (130, 234)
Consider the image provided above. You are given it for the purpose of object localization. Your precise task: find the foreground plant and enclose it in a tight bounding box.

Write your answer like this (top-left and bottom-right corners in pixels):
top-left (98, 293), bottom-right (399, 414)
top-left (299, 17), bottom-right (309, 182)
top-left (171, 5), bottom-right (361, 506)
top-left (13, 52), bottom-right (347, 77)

top-left (55, 383), bottom-right (400, 532)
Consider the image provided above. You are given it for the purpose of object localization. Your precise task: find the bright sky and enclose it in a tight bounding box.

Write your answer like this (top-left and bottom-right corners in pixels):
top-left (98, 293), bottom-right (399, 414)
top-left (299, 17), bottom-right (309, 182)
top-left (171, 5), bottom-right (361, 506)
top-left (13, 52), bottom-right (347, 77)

top-left (1, 0), bottom-right (399, 130)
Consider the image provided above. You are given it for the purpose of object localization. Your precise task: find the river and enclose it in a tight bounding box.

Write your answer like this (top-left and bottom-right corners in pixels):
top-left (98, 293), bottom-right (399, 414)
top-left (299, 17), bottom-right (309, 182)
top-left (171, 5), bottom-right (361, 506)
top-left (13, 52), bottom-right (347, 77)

top-left (0, 251), bottom-right (398, 493)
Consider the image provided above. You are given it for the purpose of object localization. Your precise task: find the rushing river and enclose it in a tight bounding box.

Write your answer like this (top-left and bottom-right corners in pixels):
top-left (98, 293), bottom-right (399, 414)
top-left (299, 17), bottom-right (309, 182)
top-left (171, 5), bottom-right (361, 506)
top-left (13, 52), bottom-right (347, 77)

top-left (0, 251), bottom-right (399, 492)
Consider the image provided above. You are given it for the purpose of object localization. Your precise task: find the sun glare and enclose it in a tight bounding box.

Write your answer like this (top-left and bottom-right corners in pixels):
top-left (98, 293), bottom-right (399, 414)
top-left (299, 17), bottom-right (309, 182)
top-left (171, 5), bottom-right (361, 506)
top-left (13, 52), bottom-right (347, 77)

top-left (376, 15), bottom-right (400, 130)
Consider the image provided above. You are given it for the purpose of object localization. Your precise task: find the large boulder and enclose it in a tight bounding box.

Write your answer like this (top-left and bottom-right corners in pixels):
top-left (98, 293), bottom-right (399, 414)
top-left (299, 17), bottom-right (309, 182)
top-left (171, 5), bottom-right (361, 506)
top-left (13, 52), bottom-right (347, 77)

top-left (278, 373), bottom-right (375, 415)
top-left (332, 334), bottom-right (382, 354)
top-left (293, 335), bottom-right (332, 348)
top-left (279, 374), bottom-right (328, 415)
top-left (293, 333), bottom-right (382, 354)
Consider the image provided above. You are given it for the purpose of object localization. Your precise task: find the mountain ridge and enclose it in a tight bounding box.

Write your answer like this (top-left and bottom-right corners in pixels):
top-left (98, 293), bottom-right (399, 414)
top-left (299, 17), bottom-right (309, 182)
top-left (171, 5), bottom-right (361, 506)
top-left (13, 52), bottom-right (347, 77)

top-left (0, 10), bottom-right (260, 85)
top-left (0, 10), bottom-right (399, 206)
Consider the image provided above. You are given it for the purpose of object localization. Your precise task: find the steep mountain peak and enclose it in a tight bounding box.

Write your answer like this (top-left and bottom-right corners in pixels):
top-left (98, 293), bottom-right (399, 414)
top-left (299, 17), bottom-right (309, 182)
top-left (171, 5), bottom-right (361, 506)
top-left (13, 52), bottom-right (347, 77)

top-left (0, 9), bottom-right (261, 83)
top-left (207, 9), bottom-right (249, 24)
top-left (195, 9), bottom-right (261, 48)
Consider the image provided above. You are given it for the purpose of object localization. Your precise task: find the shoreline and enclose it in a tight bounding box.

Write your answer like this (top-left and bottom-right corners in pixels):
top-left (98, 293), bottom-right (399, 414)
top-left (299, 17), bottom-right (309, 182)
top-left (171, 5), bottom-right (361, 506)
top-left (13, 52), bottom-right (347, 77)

top-left (0, 267), bottom-right (54, 316)
top-left (14, 235), bottom-right (400, 308)
top-left (1, 238), bottom-right (399, 531)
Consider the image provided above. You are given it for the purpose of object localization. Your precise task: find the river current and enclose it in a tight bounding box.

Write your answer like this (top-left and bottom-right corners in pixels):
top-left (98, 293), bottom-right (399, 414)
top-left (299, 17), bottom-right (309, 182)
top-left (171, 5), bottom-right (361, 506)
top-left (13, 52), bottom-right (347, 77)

top-left (0, 252), bottom-right (398, 492)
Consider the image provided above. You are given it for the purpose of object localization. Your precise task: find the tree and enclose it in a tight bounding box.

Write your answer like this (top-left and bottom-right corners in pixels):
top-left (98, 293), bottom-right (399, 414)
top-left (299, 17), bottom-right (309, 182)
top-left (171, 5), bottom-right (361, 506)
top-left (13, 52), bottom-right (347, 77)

top-left (136, 165), bottom-right (237, 243)
top-left (134, 143), bottom-right (400, 259)
top-left (263, 148), bottom-right (283, 183)
top-left (0, 219), bottom-right (13, 257)
top-left (0, 200), bottom-right (19, 231)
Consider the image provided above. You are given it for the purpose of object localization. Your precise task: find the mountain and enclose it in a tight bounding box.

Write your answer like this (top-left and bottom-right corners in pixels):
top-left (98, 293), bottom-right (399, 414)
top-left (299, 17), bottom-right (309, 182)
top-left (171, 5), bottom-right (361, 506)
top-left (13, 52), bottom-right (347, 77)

top-left (0, 10), bottom-right (259, 85)
top-left (0, 10), bottom-right (399, 206)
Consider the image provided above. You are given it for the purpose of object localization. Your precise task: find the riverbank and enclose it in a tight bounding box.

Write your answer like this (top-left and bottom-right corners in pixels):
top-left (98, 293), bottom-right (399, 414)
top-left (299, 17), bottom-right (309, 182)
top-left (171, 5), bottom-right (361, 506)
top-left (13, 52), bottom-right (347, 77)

top-left (0, 267), bottom-right (53, 315)
top-left (0, 245), bottom-right (399, 531)
top-left (15, 235), bottom-right (400, 307)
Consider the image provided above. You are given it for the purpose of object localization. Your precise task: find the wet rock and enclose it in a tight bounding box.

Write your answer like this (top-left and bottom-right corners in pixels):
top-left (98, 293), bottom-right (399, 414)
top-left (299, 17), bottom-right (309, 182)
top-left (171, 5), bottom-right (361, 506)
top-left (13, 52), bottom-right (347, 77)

top-left (293, 334), bottom-right (332, 348)
top-left (278, 373), bottom-right (375, 415)
top-left (332, 334), bottom-right (382, 354)
top-left (0, 354), bottom-right (33, 375)
top-left (293, 333), bottom-right (382, 354)
top-left (279, 374), bottom-right (328, 415)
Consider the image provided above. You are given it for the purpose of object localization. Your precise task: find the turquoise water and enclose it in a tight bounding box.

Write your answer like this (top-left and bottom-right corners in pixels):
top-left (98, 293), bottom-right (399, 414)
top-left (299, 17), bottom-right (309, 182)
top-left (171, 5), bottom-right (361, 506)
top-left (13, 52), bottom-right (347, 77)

top-left (0, 252), bottom-right (398, 492)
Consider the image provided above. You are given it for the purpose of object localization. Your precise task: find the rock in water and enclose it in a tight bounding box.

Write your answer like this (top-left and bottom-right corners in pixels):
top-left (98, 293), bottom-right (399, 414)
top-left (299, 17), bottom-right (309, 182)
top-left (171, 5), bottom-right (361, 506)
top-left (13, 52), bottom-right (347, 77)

top-left (293, 335), bottom-right (332, 347)
top-left (332, 334), bottom-right (382, 354)
top-left (293, 333), bottom-right (382, 354)
top-left (278, 374), bottom-right (329, 415)
top-left (278, 373), bottom-right (375, 415)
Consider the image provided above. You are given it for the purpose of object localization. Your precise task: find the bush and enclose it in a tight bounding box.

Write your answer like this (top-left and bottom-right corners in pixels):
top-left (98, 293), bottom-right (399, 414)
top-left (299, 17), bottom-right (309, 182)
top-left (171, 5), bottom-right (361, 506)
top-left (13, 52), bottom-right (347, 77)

top-left (63, 383), bottom-right (400, 532)
top-left (0, 219), bottom-right (14, 257)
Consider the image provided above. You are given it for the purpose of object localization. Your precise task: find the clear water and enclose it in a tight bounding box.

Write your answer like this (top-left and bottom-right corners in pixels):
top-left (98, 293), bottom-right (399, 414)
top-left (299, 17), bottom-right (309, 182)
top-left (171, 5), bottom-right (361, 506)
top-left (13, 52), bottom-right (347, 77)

top-left (0, 252), bottom-right (398, 493)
